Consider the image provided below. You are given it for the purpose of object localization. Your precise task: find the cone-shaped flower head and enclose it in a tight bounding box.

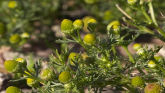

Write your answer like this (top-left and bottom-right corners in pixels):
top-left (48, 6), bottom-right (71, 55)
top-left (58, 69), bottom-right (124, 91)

top-left (6, 86), bottom-right (22, 93)
top-left (59, 71), bottom-right (71, 83)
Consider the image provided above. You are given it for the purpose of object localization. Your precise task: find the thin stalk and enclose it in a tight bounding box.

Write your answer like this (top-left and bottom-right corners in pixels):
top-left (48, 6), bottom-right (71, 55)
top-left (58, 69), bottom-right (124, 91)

top-left (148, 1), bottom-right (158, 26)
top-left (137, 26), bottom-right (154, 35)
top-left (71, 32), bottom-right (86, 49)
top-left (124, 18), bottom-right (165, 41)
top-left (123, 19), bottom-right (154, 34)
top-left (141, 6), bottom-right (152, 24)
top-left (122, 45), bottom-right (135, 63)
top-left (115, 4), bottom-right (134, 21)
top-left (78, 34), bottom-right (85, 47)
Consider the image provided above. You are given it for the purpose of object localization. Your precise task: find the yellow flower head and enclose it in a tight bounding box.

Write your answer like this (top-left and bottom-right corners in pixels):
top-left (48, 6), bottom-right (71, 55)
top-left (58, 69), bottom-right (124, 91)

top-left (73, 19), bottom-right (84, 30)
top-left (148, 60), bottom-right (156, 68)
top-left (6, 86), bottom-right (22, 93)
top-left (87, 18), bottom-right (97, 25)
top-left (127, 0), bottom-right (137, 5)
top-left (21, 32), bottom-right (30, 38)
top-left (83, 34), bottom-right (96, 45)
top-left (4, 60), bottom-right (19, 73)
top-left (59, 71), bottom-right (71, 83)
top-left (26, 78), bottom-right (38, 87)
top-left (16, 57), bottom-right (27, 67)
top-left (107, 20), bottom-right (120, 34)
top-left (84, 0), bottom-right (98, 4)
top-left (131, 76), bottom-right (144, 87)
top-left (61, 19), bottom-right (74, 34)
top-left (16, 58), bottom-right (25, 63)
top-left (68, 52), bottom-right (78, 66)
top-left (9, 34), bottom-right (21, 44)
top-left (103, 10), bottom-right (113, 21)
top-left (133, 43), bottom-right (142, 51)
top-left (8, 1), bottom-right (17, 8)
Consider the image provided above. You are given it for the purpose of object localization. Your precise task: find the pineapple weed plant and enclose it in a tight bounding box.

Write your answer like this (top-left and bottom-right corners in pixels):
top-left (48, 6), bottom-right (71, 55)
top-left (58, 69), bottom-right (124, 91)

top-left (3, 0), bottom-right (165, 93)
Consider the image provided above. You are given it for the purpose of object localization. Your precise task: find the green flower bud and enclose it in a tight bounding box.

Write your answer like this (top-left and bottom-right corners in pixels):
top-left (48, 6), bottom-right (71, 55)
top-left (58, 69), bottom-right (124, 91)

top-left (61, 19), bottom-right (74, 34)
top-left (4, 60), bottom-right (20, 73)
top-left (6, 86), bottom-right (22, 93)
top-left (59, 71), bottom-right (71, 83)
top-left (83, 34), bottom-right (96, 45)
top-left (127, 0), bottom-right (137, 5)
top-left (131, 76), bottom-right (144, 87)
top-left (68, 52), bottom-right (78, 66)
top-left (73, 19), bottom-right (84, 30)
top-left (148, 60), bottom-right (156, 68)
top-left (9, 34), bottom-right (21, 44)
top-left (144, 83), bottom-right (161, 93)
top-left (0, 22), bottom-right (5, 35)
top-left (107, 21), bottom-right (120, 34)
top-left (26, 78), bottom-right (39, 87)
top-left (16, 58), bottom-right (27, 68)
top-left (133, 43), bottom-right (142, 51)
top-left (84, 0), bottom-right (98, 4)
top-left (103, 10), bottom-right (113, 21)
top-left (40, 68), bottom-right (54, 80)
top-left (8, 1), bottom-right (17, 8)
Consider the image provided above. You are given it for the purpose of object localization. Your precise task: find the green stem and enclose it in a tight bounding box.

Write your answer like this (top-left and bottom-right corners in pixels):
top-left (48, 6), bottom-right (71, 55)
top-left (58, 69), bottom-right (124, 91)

top-left (148, 2), bottom-right (165, 40)
top-left (124, 19), bottom-right (154, 34)
top-left (156, 27), bottom-right (165, 40)
top-left (141, 6), bottom-right (152, 24)
top-left (137, 26), bottom-right (154, 35)
top-left (115, 4), bottom-right (134, 21)
top-left (112, 46), bottom-right (117, 55)
top-left (24, 70), bottom-right (44, 84)
top-left (148, 1), bottom-right (158, 26)
top-left (71, 33), bottom-right (86, 49)
top-left (122, 45), bottom-right (135, 63)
